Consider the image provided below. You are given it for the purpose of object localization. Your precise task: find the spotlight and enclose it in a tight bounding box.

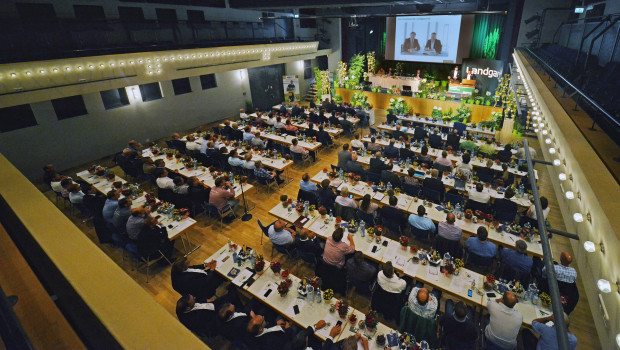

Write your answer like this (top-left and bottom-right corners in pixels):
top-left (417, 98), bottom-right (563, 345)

top-left (524, 15), bottom-right (541, 24)
top-left (553, 159), bottom-right (561, 166)
top-left (565, 191), bottom-right (574, 199)
top-left (583, 241), bottom-right (595, 253)
top-left (597, 279), bottom-right (611, 293)
top-left (573, 213), bottom-right (583, 222)
top-left (559, 173), bottom-right (567, 181)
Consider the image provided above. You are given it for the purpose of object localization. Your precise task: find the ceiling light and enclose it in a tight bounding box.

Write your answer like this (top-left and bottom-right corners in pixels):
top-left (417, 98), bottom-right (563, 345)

top-left (583, 241), bottom-right (595, 253)
top-left (10, 73), bottom-right (16, 77)
top-left (597, 279), bottom-right (611, 293)
top-left (545, 138), bottom-right (551, 144)
top-left (110, 63), bottom-right (115, 67)
top-left (138, 59), bottom-right (143, 64)
top-left (77, 66), bottom-right (83, 70)
top-left (120, 62), bottom-right (125, 66)
top-left (573, 213), bottom-right (583, 222)
top-left (565, 191), bottom-right (574, 199)
top-left (129, 61), bottom-right (135, 65)
top-left (616, 334), bottom-right (620, 347)
top-left (534, 128), bottom-right (539, 132)
top-left (89, 65), bottom-right (94, 69)
top-left (25, 71), bottom-right (31, 76)
top-left (65, 67), bottom-right (71, 71)
top-left (549, 148), bottom-right (556, 154)
top-left (52, 69), bottom-right (58, 73)
top-left (100, 64), bottom-right (105, 68)
top-left (39, 69), bottom-right (46, 74)
top-left (369, 30), bottom-right (374, 34)
top-left (559, 173), bottom-right (567, 181)
top-left (553, 159), bottom-right (561, 166)
top-left (542, 130), bottom-right (548, 135)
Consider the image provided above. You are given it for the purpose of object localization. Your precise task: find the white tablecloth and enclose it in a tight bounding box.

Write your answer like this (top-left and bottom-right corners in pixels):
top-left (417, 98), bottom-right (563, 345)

top-left (369, 74), bottom-right (421, 92)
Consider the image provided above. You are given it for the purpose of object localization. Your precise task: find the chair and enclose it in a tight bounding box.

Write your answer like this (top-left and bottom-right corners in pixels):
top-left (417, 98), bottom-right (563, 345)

top-left (410, 225), bottom-right (435, 244)
top-left (356, 210), bottom-right (375, 226)
top-left (297, 189), bottom-right (319, 206)
top-left (296, 249), bottom-right (317, 266)
top-left (433, 235), bottom-right (463, 259)
top-left (453, 122), bottom-right (466, 136)
top-left (348, 277), bottom-right (374, 296)
top-left (402, 183), bottom-right (421, 197)
top-left (158, 188), bottom-right (175, 203)
top-left (334, 203), bottom-right (356, 221)
top-left (206, 203), bottom-right (235, 231)
top-left (497, 263), bottom-right (530, 285)
top-left (371, 284), bottom-right (406, 322)
top-left (381, 170), bottom-right (401, 187)
top-left (366, 171), bottom-right (381, 184)
top-left (464, 250), bottom-right (494, 274)
top-left (315, 258), bottom-right (347, 295)
top-left (432, 163), bottom-right (452, 175)
top-left (379, 207), bottom-right (404, 235)
top-left (493, 200), bottom-right (518, 223)
top-left (212, 127), bottom-right (221, 135)
top-left (369, 127), bottom-right (378, 136)
top-left (291, 151), bottom-right (312, 168)
top-left (476, 168), bottom-right (494, 183)
top-left (557, 280), bottom-right (579, 314)
top-left (330, 164), bottom-right (341, 172)
top-left (444, 192), bottom-right (464, 207)
top-left (399, 307), bottom-right (438, 348)
top-left (138, 248), bottom-right (172, 283)
top-left (272, 243), bottom-right (295, 259)
top-left (422, 188), bottom-right (442, 204)
top-left (257, 219), bottom-right (276, 245)
top-left (465, 199), bottom-right (488, 214)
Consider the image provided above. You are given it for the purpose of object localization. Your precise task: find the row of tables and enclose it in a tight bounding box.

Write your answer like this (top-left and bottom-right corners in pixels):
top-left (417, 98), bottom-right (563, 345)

top-left (395, 115), bottom-right (496, 137)
top-left (267, 203), bottom-right (550, 326)
top-left (309, 171), bottom-right (543, 257)
top-left (246, 114), bottom-right (345, 137)
top-left (206, 242), bottom-right (400, 348)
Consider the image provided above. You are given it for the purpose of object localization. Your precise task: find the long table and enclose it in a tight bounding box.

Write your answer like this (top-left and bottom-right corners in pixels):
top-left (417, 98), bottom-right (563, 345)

top-left (206, 243), bottom-right (400, 348)
top-left (248, 114), bottom-right (344, 137)
top-left (268, 204), bottom-right (549, 326)
top-left (376, 124), bottom-right (501, 150)
top-left (76, 170), bottom-right (197, 248)
top-left (394, 115), bottom-right (496, 137)
top-left (369, 74), bottom-right (421, 92)
top-left (309, 172), bottom-right (543, 257)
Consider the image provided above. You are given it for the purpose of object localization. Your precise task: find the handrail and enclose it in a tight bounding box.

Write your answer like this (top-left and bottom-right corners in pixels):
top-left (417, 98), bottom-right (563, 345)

top-left (523, 48), bottom-right (620, 130)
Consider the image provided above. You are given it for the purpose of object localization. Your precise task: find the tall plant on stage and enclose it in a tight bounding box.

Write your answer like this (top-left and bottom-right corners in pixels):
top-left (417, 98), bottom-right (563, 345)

top-left (395, 62), bottom-right (406, 76)
top-left (366, 51), bottom-right (376, 74)
top-left (348, 53), bottom-right (365, 85)
top-left (351, 91), bottom-right (369, 108)
top-left (455, 101), bottom-right (472, 123)
top-left (389, 97), bottom-right (410, 115)
top-left (320, 71), bottom-right (331, 96)
top-left (314, 67), bottom-right (323, 102)
top-left (336, 61), bottom-right (348, 88)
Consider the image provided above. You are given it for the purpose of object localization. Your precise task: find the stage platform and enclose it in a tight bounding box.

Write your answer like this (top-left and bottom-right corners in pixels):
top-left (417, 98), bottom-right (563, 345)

top-left (335, 87), bottom-right (502, 123)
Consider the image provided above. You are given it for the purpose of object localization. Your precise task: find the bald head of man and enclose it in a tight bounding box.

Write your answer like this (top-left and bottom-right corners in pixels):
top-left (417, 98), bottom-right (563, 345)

top-left (273, 220), bottom-right (285, 232)
top-left (560, 252), bottom-right (572, 266)
top-left (417, 288), bottom-right (429, 305)
top-left (446, 213), bottom-right (456, 224)
top-left (502, 291), bottom-right (518, 308)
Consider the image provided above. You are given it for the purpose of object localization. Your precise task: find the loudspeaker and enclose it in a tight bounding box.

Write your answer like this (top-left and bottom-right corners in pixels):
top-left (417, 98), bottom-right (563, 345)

top-left (401, 91), bottom-right (413, 97)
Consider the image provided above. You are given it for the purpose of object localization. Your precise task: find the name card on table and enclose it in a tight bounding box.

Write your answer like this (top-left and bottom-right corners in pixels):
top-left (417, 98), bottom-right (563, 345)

top-left (293, 216), bottom-right (309, 228)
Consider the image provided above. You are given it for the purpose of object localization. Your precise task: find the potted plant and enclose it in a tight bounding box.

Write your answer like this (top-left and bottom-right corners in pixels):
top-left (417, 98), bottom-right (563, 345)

top-left (539, 292), bottom-right (551, 307)
top-left (319, 206), bottom-right (327, 218)
top-left (278, 279), bottom-right (292, 297)
top-left (454, 258), bottom-right (464, 275)
top-left (323, 289), bottom-right (334, 302)
top-left (335, 299), bottom-right (349, 319)
top-left (367, 226), bottom-right (375, 238)
top-left (364, 310), bottom-right (379, 334)
top-left (280, 195), bottom-right (289, 207)
top-left (254, 255), bottom-right (265, 275)
top-left (270, 261), bottom-right (281, 275)
top-left (399, 236), bottom-right (409, 250)
top-left (348, 313), bottom-right (357, 323)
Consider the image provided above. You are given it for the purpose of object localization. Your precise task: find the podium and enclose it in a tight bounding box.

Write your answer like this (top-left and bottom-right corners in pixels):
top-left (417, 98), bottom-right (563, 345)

top-left (461, 79), bottom-right (476, 87)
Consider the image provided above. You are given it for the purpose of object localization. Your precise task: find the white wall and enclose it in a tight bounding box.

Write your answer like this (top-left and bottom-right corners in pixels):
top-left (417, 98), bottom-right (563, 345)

top-left (326, 19), bottom-right (342, 72)
top-left (0, 69), bottom-right (250, 180)
top-left (285, 60), bottom-right (309, 98)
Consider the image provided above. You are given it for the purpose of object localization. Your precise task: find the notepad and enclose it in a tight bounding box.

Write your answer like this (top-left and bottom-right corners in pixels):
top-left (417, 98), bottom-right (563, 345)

top-left (372, 192), bottom-right (385, 201)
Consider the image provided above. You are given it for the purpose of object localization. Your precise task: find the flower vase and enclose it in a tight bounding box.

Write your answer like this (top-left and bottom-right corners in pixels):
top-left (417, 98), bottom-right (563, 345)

top-left (365, 327), bottom-right (376, 338)
top-left (256, 269), bottom-right (264, 276)
top-left (454, 268), bottom-right (461, 276)
top-left (338, 311), bottom-right (347, 319)
top-left (321, 214), bottom-right (326, 219)
top-left (273, 271), bottom-right (280, 277)
top-left (401, 245), bottom-right (407, 250)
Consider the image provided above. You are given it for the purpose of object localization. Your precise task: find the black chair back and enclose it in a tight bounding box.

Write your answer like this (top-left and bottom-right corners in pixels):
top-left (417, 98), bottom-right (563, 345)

top-left (356, 210), bottom-right (375, 226)
top-left (422, 187), bottom-right (442, 204)
top-left (410, 225), bottom-right (435, 243)
top-left (334, 203), bottom-right (356, 221)
top-left (297, 189), bottom-right (319, 206)
top-left (433, 235), bottom-right (463, 259)
top-left (371, 284), bottom-right (405, 322)
top-left (315, 258), bottom-right (347, 295)
top-left (402, 184), bottom-right (421, 197)
top-left (366, 171), bottom-right (381, 184)
top-left (465, 199), bottom-right (488, 213)
top-left (158, 188), bottom-right (174, 203)
top-left (445, 192), bottom-right (464, 207)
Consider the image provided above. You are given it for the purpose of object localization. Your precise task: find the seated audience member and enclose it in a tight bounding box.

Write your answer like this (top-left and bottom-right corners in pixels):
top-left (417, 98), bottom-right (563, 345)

top-left (440, 300), bottom-right (477, 350)
top-left (268, 220), bottom-right (295, 246)
top-left (357, 194), bottom-right (379, 217)
top-left (346, 251), bottom-right (377, 285)
top-left (42, 164), bottom-right (56, 186)
top-left (203, 141), bottom-right (218, 158)
top-left (171, 257), bottom-right (222, 299)
top-left (434, 150), bottom-right (453, 169)
top-left (242, 126), bottom-right (254, 142)
top-left (305, 122), bottom-right (318, 139)
top-left (274, 117), bottom-right (286, 129)
top-left (479, 138), bottom-right (496, 157)
top-left (115, 148), bottom-right (133, 169)
top-left (468, 182), bottom-right (490, 204)
top-left (377, 261), bottom-right (406, 293)
top-left (497, 144), bottom-right (513, 163)
top-left (185, 135), bottom-right (201, 152)
top-left (217, 303), bottom-right (254, 341)
top-left (128, 140), bottom-right (142, 153)
top-left (417, 146), bottom-right (432, 167)
top-left (335, 187), bottom-right (357, 209)
top-left (423, 169), bottom-right (446, 202)
top-left (173, 177), bottom-right (189, 194)
top-left (242, 153), bottom-right (255, 170)
top-left (543, 251), bottom-right (577, 284)
top-left (350, 133), bottom-right (365, 150)
top-left (459, 134), bottom-right (478, 153)
top-left (267, 113), bottom-right (277, 126)
top-left (299, 173), bottom-right (317, 192)
top-left (60, 178), bottom-right (73, 198)
top-left (251, 132), bottom-right (266, 148)
top-left (102, 190), bottom-right (121, 224)
top-left (517, 142), bottom-right (537, 160)
top-left (453, 153), bottom-right (473, 179)
top-left (337, 144), bottom-right (352, 170)
top-left (239, 108), bottom-right (249, 119)
top-left (495, 163), bottom-right (511, 186)
top-left (83, 185), bottom-right (106, 218)
top-left (494, 187), bottom-right (518, 219)
top-left (323, 228), bottom-right (355, 269)
top-left (253, 161), bottom-right (284, 185)
top-left (137, 216), bottom-right (175, 259)
top-left (316, 125), bottom-right (332, 145)
top-left (379, 195), bottom-right (406, 232)
top-left (428, 129), bottom-right (443, 149)
top-left (156, 169), bottom-right (175, 190)
top-left (500, 239), bottom-right (533, 275)
top-left (413, 125), bottom-right (428, 141)
top-left (367, 137), bottom-right (382, 152)
top-left (112, 198), bottom-right (132, 235)
top-left (526, 196), bottom-right (550, 222)
top-left (68, 184), bottom-right (85, 204)
top-left (171, 133), bottom-right (185, 151)
top-left (369, 151), bottom-right (391, 174)
top-left (187, 176), bottom-right (210, 204)
top-left (228, 150), bottom-right (245, 167)
top-left (290, 139), bottom-right (309, 159)
top-left (402, 168), bottom-right (420, 186)
top-left (50, 173), bottom-right (65, 193)
top-left (484, 292), bottom-right (523, 350)
top-left (284, 119), bottom-right (299, 134)
top-left (318, 179), bottom-right (337, 208)
top-left (408, 287), bottom-right (438, 319)
top-left (465, 226), bottom-right (497, 259)
top-left (209, 176), bottom-right (239, 213)
top-left (408, 205), bottom-right (436, 233)
top-left (524, 313), bottom-right (578, 350)
top-left (176, 294), bottom-right (217, 337)
top-left (399, 141), bottom-right (415, 161)
top-left (246, 312), bottom-right (295, 350)
top-left (437, 213), bottom-right (462, 241)
top-left (142, 157), bottom-right (156, 176)
top-left (126, 207), bottom-right (150, 241)
top-left (383, 139), bottom-right (400, 159)
top-left (446, 129), bottom-right (461, 150)
top-left (293, 228), bottom-right (322, 259)
top-left (346, 154), bottom-right (365, 174)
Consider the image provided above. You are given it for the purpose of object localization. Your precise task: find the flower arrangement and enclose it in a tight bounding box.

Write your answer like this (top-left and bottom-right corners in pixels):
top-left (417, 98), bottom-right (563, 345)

top-left (455, 101), bottom-right (472, 123)
top-left (486, 213), bottom-right (494, 223)
top-left (443, 260), bottom-right (456, 276)
top-left (307, 276), bottom-right (322, 290)
top-left (323, 289), bottom-right (334, 301)
top-left (278, 279), bottom-right (292, 296)
top-left (428, 249), bottom-right (442, 265)
top-left (270, 261), bottom-right (281, 274)
top-left (351, 91), bottom-right (369, 108)
top-left (389, 97), bottom-right (410, 115)
top-left (475, 210), bottom-right (485, 220)
top-left (366, 226), bottom-right (375, 236)
top-left (366, 51), bottom-right (376, 73)
top-left (309, 205), bottom-right (316, 213)
top-left (318, 206), bottom-right (327, 216)
top-left (374, 225), bottom-right (383, 236)
top-left (539, 292), bottom-right (551, 307)
top-left (431, 106), bottom-right (443, 119)
top-left (336, 61), bottom-right (348, 87)
top-left (455, 170), bottom-right (469, 181)
top-left (351, 174), bottom-right (361, 183)
top-left (335, 217), bottom-right (342, 224)
top-left (328, 171), bottom-right (337, 179)
top-left (335, 299), bottom-right (349, 318)
top-left (399, 235), bottom-right (409, 247)
top-left (365, 310), bottom-right (379, 329)
top-left (254, 255), bottom-right (265, 272)
top-left (296, 203), bottom-right (304, 213)
top-left (454, 258), bottom-right (464, 269)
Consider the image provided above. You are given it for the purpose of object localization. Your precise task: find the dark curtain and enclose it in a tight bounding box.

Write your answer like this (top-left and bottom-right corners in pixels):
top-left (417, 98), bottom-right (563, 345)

top-left (248, 64), bottom-right (285, 110)
top-left (469, 14), bottom-right (505, 60)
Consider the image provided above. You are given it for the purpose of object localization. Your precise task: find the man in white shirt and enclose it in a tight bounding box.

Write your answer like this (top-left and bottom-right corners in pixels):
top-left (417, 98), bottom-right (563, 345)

top-left (156, 169), bottom-right (174, 190)
top-left (247, 312), bottom-right (295, 349)
top-left (185, 135), bottom-right (201, 152)
top-left (526, 196), bottom-right (550, 221)
top-left (350, 133), bottom-right (365, 150)
top-left (485, 292), bottom-right (522, 349)
top-left (335, 187), bottom-right (357, 209)
top-left (377, 261), bottom-right (406, 293)
top-left (173, 177), bottom-right (189, 194)
top-left (239, 108), bottom-right (249, 119)
top-left (468, 182), bottom-right (491, 204)
top-left (267, 114), bottom-right (277, 126)
top-left (517, 143), bottom-right (537, 160)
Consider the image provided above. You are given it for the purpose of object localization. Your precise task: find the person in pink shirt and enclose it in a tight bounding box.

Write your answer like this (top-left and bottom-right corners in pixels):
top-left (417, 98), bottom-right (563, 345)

top-left (434, 150), bottom-right (453, 169)
top-left (322, 228), bottom-right (356, 269)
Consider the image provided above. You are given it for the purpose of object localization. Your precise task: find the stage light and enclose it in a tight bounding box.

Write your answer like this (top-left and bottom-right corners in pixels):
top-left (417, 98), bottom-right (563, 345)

top-left (369, 30), bottom-right (374, 34)
top-left (565, 191), bottom-right (574, 199)
top-left (559, 173), bottom-right (567, 181)
top-left (573, 213), bottom-right (583, 222)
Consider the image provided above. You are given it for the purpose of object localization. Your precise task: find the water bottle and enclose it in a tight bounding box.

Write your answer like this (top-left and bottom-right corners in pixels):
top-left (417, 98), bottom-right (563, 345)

top-left (304, 201), bottom-right (310, 217)
top-left (316, 290), bottom-right (322, 304)
top-left (359, 221), bottom-right (366, 237)
top-left (329, 209), bottom-right (333, 222)
top-left (455, 203), bottom-right (462, 217)
top-left (232, 251), bottom-right (239, 264)
top-left (193, 158), bottom-right (198, 170)
top-left (307, 285), bottom-right (314, 302)
top-left (518, 184), bottom-right (525, 198)
top-left (387, 182), bottom-right (392, 191)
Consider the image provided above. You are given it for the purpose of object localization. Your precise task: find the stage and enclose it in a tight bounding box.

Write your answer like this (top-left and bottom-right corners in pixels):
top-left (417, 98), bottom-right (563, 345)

top-left (335, 87), bottom-right (502, 123)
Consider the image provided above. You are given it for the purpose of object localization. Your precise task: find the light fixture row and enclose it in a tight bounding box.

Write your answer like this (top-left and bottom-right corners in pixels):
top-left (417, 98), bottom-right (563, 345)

top-left (1, 43), bottom-right (316, 79)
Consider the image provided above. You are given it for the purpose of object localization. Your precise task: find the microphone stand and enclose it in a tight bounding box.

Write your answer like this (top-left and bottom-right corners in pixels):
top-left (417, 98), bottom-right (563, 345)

top-left (239, 180), bottom-right (252, 221)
